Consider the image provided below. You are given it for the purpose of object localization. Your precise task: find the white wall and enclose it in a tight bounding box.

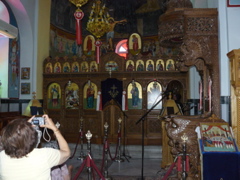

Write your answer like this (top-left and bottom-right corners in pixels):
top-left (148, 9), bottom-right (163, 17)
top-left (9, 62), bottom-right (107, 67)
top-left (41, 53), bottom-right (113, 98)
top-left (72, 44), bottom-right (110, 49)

top-left (6, 0), bottom-right (37, 99)
top-left (0, 2), bottom-right (10, 98)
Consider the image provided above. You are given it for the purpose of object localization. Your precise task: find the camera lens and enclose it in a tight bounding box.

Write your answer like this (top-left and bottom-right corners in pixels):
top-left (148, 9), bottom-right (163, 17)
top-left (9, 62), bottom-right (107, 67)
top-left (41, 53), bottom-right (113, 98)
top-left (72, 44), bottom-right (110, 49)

top-left (33, 120), bottom-right (39, 125)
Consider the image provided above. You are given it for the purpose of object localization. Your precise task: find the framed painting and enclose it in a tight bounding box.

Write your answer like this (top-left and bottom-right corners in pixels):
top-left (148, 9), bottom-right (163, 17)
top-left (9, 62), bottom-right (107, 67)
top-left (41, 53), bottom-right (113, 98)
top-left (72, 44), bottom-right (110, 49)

top-left (47, 83), bottom-right (61, 109)
top-left (65, 83), bottom-right (79, 109)
top-left (21, 67), bottom-right (30, 79)
top-left (83, 35), bottom-right (95, 56)
top-left (146, 60), bottom-right (154, 71)
top-left (21, 83), bottom-right (30, 94)
top-left (54, 62), bottom-right (61, 73)
top-left (72, 62), bottom-right (79, 72)
top-left (45, 63), bottom-right (53, 73)
top-left (147, 81), bottom-right (162, 109)
top-left (227, 0), bottom-right (240, 7)
top-left (63, 62), bottom-right (70, 73)
top-left (127, 81), bottom-right (142, 109)
top-left (156, 60), bottom-right (164, 71)
top-left (136, 60), bottom-right (144, 71)
top-left (83, 82), bottom-right (97, 109)
top-left (90, 61), bottom-right (98, 72)
top-left (199, 122), bottom-right (237, 152)
top-left (166, 59), bottom-right (175, 71)
top-left (128, 33), bottom-right (142, 55)
top-left (81, 62), bottom-right (89, 72)
top-left (126, 60), bottom-right (134, 71)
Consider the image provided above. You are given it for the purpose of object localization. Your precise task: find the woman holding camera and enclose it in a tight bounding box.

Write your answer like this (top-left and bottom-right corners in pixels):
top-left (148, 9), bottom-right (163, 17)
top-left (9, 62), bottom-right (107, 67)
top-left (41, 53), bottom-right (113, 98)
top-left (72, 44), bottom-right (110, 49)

top-left (0, 114), bottom-right (71, 180)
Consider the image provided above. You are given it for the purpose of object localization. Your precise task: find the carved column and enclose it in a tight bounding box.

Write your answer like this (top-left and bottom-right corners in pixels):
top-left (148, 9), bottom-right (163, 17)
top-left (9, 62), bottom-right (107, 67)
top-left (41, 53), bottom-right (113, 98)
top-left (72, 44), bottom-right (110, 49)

top-left (158, 8), bottom-right (220, 117)
top-left (227, 49), bottom-right (240, 147)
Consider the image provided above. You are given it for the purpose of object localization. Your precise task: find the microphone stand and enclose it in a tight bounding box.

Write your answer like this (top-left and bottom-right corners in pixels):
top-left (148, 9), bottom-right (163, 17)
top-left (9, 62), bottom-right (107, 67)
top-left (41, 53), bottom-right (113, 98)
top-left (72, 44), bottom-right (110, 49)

top-left (112, 98), bottom-right (131, 162)
top-left (135, 92), bottom-right (168, 180)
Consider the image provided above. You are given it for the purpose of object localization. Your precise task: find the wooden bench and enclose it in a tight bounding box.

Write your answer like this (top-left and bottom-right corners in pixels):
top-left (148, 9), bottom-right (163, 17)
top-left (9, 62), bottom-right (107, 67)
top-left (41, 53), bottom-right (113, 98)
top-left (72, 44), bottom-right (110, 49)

top-left (0, 112), bottom-right (28, 130)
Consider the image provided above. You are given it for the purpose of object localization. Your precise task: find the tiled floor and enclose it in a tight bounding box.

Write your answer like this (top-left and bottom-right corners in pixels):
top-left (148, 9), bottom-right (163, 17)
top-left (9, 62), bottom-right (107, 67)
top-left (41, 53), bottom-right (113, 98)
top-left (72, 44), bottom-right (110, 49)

top-left (65, 144), bottom-right (177, 179)
top-left (66, 156), bottom-right (163, 180)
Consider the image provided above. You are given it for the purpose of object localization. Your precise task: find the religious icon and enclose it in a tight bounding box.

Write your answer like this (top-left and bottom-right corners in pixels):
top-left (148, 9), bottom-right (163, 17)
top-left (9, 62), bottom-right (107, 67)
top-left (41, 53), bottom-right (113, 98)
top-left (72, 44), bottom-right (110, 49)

top-left (72, 62), bottom-right (79, 72)
top-left (63, 62), bottom-right (70, 73)
top-left (156, 60), bottom-right (164, 71)
top-left (127, 81), bottom-right (142, 109)
top-left (47, 83), bottom-right (61, 109)
top-left (146, 60), bottom-right (154, 71)
top-left (65, 82), bottom-right (79, 109)
top-left (147, 81), bottom-right (162, 109)
top-left (83, 35), bottom-right (95, 56)
top-left (136, 60), bottom-right (144, 71)
top-left (45, 63), bottom-right (53, 73)
top-left (83, 81), bottom-right (97, 109)
top-left (21, 83), bottom-right (30, 94)
top-left (126, 60), bottom-right (134, 71)
top-left (54, 62), bottom-right (61, 73)
top-left (21, 67), bottom-right (30, 79)
top-left (81, 62), bottom-right (88, 72)
top-left (166, 59), bottom-right (175, 71)
top-left (128, 33), bottom-right (142, 55)
top-left (90, 61), bottom-right (98, 72)
top-left (200, 122), bottom-right (236, 152)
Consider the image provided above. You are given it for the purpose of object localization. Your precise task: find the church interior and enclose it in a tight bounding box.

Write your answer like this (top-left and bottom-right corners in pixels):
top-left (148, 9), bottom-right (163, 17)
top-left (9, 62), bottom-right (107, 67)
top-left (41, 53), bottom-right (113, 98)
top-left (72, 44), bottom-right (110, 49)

top-left (1, 0), bottom-right (240, 179)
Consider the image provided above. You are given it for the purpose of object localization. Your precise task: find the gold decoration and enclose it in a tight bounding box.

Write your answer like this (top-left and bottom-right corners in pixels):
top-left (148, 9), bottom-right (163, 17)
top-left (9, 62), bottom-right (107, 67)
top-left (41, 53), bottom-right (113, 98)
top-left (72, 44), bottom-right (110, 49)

top-left (181, 133), bottom-right (188, 143)
top-left (69, 0), bottom-right (88, 8)
top-left (86, 0), bottom-right (111, 39)
top-left (118, 118), bottom-right (122, 124)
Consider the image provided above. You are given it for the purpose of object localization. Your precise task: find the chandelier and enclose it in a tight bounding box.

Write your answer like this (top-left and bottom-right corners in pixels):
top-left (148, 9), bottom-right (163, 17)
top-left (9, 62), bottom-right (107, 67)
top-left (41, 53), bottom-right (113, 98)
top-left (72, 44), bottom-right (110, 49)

top-left (69, 0), bottom-right (88, 8)
top-left (69, 0), bottom-right (89, 45)
top-left (86, 0), bottom-right (111, 39)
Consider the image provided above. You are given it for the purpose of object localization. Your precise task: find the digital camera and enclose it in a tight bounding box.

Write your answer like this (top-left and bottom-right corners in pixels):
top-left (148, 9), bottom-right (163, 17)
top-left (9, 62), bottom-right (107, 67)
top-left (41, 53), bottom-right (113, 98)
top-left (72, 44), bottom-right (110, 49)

top-left (32, 116), bottom-right (45, 126)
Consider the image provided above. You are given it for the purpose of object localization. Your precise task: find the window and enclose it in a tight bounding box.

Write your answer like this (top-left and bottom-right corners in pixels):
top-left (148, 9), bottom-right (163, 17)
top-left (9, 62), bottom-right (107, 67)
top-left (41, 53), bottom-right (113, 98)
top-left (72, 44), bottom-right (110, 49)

top-left (115, 39), bottom-right (128, 58)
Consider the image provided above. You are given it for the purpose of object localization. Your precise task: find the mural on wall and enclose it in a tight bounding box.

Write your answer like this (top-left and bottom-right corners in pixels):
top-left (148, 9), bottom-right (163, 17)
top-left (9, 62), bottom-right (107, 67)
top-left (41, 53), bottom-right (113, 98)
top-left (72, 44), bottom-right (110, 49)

top-left (8, 38), bottom-right (20, 98)
top-left (83, 81), bottom-right (97, 109)
top-left (50, 27), bottom-right (83, 58)
top-left (128, 81), bottom-right (142, 109)
top-left (65, 82), bottom-right (79, 109)
top-left (49, 0), bottom-right (176, 58)
top-left (48, 83), bottom-right (61, 109)
top-left (6, 2), bottom-right (20, 98)
top-left (147, 81), bottom-right (162, 109)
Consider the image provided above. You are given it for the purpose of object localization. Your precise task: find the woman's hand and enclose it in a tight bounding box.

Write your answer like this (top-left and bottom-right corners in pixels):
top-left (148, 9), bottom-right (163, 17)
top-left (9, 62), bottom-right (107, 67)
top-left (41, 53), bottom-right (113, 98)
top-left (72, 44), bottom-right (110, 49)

top-left (27, 115), bottom-right (35, 123)
top-left (40, 114), bottom-right (58, 131)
